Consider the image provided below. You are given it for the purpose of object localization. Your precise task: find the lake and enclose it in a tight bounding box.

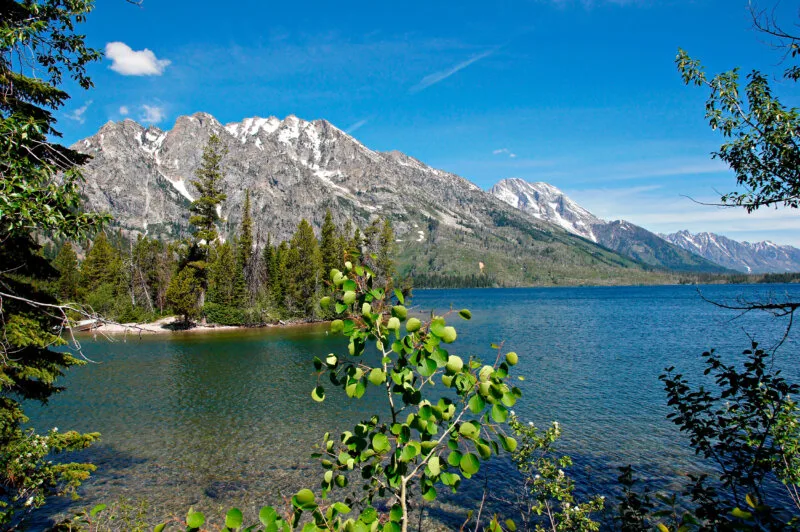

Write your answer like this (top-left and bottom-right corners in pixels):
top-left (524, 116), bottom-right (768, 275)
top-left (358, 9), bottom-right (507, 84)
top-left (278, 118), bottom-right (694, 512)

top-left (27, 284), bottom-right (800, 528)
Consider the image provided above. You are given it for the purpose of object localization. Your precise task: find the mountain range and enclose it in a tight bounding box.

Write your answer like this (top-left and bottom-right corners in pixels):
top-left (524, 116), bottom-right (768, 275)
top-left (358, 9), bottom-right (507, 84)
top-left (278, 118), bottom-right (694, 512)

top-left (489, 178), bottom-right (800, 274)
top-left (72, 113), bottom-right (798, 284)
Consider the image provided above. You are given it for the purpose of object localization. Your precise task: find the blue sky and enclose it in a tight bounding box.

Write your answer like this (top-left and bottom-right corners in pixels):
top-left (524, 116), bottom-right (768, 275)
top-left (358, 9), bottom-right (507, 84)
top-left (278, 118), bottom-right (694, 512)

top-left (59, 0), bottom-right (799, 245)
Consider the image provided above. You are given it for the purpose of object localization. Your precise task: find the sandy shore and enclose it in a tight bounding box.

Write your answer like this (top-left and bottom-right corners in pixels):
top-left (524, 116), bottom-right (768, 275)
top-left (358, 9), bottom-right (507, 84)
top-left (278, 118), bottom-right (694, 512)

top-left (78, 316), bottom-right (322, 336)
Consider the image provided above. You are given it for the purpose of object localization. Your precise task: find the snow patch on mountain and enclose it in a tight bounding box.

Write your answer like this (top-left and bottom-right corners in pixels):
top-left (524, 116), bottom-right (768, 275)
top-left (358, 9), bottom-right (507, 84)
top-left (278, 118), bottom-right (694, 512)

top-left (661, 230), bottom-right (800, 273)
top-left (490, 178), bottom-right (603, 241)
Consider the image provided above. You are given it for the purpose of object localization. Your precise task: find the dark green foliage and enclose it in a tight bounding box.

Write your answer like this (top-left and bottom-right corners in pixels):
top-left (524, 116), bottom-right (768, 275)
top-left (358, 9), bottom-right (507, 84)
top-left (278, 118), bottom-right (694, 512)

top-left (617, 345), bottom-right (800, 530)
top-left (286, 219), bottom-right (322, 317)
top-left (207, 240), bottom-right (244, 308)
top-left (271, 241), bottom-right (289, 311)
top-left (53, 242), bottom-right (79, 301)
top-left (0, 0), bottom-right (106, 523)
top-left (412, 272), bottom-right (497, 288)
top-left (320, 209), bottom-right (342, 281)
top-left (165, 267), bottom-right (202, 323)
top-left (661, 344), bottom-right (800, 528)
top-left (189, 134), bottom-right (227, 246)
top-left (202, 302), bottom-right (246, 326)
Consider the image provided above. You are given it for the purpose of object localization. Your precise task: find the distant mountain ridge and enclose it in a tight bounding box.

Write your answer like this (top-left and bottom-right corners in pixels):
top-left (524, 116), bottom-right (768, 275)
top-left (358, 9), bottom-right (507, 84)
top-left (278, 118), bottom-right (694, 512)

top-left (660, 231), bottom-right (800, 273)
top-left (490, 179), bottom-right (730, 273)
top-left (73, 113), bottom-right (663, 286)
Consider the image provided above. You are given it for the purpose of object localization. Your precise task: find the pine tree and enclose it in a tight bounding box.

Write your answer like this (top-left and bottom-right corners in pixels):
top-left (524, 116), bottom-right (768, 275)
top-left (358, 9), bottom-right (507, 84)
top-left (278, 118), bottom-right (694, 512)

top-left (237, 190), bottom-right (254, 304)
top-left (53, 242), bottom-right (80, 301)
top-left (189, 134), bottom-right (227, 248)
top-left (271, 241), bottom-right (289, 311)
top-left (80, 232), bottom-right (122, 290)
top-left (320, 209), bottom-right (342, 278)
top-left (286, 219), bottom-right (322, 316)
top-left (377, 218), bottom-right (397, 291)
top-left (207, 241), bottom-right (243, 308)
top-left (166, 267), bottom-right (202, 324)
top-left (261, 234), bottom-right (274, 292)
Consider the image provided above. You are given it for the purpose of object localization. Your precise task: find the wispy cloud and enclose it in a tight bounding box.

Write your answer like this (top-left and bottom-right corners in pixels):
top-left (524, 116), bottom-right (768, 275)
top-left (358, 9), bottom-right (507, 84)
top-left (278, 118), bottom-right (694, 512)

top-left (493, 148), bottom-right (517, 158)
top-left (119, 105), bottom-right (129, 116)
top-left (410, 48), bottom-right (496, 94)
top-left (106, 42), bottom-right (171, 76)
top-left (140, 105), bottom-right (166, 124)
top-left (346, 118), bottom-right (369, 134)
top-left (65, 100), bottom-right (92, 124)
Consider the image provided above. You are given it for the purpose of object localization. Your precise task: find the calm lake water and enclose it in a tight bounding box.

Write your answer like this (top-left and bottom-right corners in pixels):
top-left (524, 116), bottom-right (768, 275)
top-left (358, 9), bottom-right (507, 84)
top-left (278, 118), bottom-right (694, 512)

top-left (27, 284), bottom-right (800, 528)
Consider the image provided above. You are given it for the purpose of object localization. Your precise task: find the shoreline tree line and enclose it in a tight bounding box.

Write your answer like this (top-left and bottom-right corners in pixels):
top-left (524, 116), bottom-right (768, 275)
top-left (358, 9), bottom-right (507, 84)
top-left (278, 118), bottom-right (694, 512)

top-left (50, 136), bottom-right (398, 327)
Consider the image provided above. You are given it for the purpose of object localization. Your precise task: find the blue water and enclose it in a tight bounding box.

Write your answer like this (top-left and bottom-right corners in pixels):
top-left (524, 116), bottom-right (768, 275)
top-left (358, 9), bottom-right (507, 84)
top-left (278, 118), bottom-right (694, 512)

top-left (26, 284), bottom-right (800, 527)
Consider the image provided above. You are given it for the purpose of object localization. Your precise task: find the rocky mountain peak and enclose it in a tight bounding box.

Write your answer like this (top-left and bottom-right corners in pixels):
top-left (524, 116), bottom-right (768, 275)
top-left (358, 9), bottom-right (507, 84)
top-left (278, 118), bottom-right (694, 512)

top-left (490, 178), bottom-right (604, 241)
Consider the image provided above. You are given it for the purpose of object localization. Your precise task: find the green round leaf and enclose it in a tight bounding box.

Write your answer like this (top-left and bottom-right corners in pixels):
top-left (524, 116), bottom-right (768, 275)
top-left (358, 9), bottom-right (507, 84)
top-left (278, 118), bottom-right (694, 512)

top-left (459, 422), bottom-right (479, 440)
top-left (505, 351), bottom-right (518, 366)
top-left (320, 296), bottom-right (331, 309)
top-left (459, 452), bottom-right (480, 476)
top-left (458, 309), bottom-right (472, 320)
top-left (186, 510), bottom-right (205, 528)
top-left (259, 506), bottom-right (278, 526)
top-left (406, 317), bottom-right (421, 332)
top-left (428, 456), bottom-right (441, 476)
top-left (343, 291), bottom-right (356, 305)
top-left (368, 368), bottom-right (386, 386)
top-left (372, 433), bottom-right (390, 452)
top-left (292, 488), bottom-right (316, 510)
top-left (491, 403), bottom-right (508, 423)
top-left (392, 305), bottom-right (408, 320)
top-left (226, 508), bottom-right (243, 529)
top-left (441, 326), bottom-right (457, 343)
top-left (330, 319), bottom-right (344, 334)
top-left (445, 355), bottom-right (463, 373)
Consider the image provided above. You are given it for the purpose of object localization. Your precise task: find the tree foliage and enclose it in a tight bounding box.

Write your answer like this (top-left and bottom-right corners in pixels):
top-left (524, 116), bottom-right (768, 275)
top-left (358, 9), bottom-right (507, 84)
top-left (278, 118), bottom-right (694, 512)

top-left (0, 0), bottom-right (106, 524)
top-left (189, 134), bottom-right (227, 247)
top-left (676, 10), bottom-right (800, 212)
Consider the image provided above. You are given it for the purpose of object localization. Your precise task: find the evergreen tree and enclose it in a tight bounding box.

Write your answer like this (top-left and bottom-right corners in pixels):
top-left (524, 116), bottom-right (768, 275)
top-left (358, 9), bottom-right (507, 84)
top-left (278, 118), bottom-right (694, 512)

top-left (271, 241), bottom-right (289, 311)
top-left (0, 0), bottom-right (105, 523)
top-left (320, 209), bottom-right (342, 278)
top-left (166, 267), bottom-right (202, 324)
top-left (207, 241), bottom-right (243, 308)
top-left (377, 218), bottom-right (397, 291)
top-left (189, 134), bottom-right (227, 249)
top-left (80, 232), bottom-right (122, 290)
top-left (237, 190), bottom-right (254, 303)
top-left (286, 220), bottom-right (322, 316)
top-left (261, 234), bottom-right (274, 293)
top-left (53, 242), bottom-right (80, 301)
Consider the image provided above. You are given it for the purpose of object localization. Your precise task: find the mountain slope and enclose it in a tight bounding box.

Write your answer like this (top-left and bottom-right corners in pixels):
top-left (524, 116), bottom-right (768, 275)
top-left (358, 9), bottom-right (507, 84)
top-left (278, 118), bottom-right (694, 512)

top-left (491, 179), bottom-right (729, 273)
top-left (74, 113), bottom-right (663, 286)
top-left (661, 231), bottom-right (800, 273)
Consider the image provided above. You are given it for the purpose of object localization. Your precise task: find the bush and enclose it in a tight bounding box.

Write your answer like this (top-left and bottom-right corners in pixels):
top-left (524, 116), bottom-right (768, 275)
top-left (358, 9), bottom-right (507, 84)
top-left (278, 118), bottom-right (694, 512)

top-left (203, 302), bottom-right (246, 326)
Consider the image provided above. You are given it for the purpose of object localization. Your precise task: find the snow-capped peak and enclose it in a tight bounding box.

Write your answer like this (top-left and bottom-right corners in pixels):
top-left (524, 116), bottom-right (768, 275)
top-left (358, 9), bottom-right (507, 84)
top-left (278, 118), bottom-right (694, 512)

top-left (490, 178), bottom-right (604, 241)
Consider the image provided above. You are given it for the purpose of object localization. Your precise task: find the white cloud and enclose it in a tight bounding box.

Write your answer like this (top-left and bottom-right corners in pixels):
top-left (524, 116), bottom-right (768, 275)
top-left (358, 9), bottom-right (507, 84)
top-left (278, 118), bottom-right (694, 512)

top-left (119, 105), bottom-right (129, 116)
top-left (410, 48), bottom-right (496, 94)
top-left (140, 105), bottom-right (166, 124)
top-left (106, 42), bottom-right (171, 76)
top-left (346, 118), bottom-right (369, 134)
top-left (493, 148), bottom-right (517, 158)
top-left (65, 100), bottom-right (92, 124)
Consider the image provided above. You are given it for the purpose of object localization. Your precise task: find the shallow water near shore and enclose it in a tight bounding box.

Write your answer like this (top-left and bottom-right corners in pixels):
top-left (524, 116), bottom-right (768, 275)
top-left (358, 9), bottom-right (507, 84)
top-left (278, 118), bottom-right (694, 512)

top-left (26, 284), bottom-right (800, 528)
